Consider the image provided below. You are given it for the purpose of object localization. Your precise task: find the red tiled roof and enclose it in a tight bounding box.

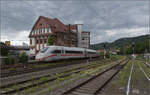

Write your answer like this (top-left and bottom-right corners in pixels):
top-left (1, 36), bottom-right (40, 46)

top-left (40, 16), bottom-right (67, 32)
top-left (53, 18), bottom-right (67, 32)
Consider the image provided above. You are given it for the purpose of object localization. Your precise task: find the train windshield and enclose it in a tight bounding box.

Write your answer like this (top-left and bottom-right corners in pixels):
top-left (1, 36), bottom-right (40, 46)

top-left (40, 47), bottom-right (48, 53)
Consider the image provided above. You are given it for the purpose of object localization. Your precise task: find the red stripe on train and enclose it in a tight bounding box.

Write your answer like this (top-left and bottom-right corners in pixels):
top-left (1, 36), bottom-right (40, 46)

top-left (36, 54), bottom-right (85, 61)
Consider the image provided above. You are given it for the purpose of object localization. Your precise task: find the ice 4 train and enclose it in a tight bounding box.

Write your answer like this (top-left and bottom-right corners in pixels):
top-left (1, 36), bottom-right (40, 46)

top-left (35, 46), bottom-right (99, 62)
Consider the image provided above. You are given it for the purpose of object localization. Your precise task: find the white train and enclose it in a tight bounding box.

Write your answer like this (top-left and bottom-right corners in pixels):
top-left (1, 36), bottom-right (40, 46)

top-left (35, 46), bottom-right (99, 62)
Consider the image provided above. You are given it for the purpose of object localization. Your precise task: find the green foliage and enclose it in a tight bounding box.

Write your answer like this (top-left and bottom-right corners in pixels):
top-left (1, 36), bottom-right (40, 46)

top-left (40, 77), bottom-right (49, 82)
top-left (90, 34), bottom-right (149, 50)
top-left (119, 39), bottom-right (150, 54)
top-left (0, 42), bottom-right (9, 56)
top-left (100, 51), bottom-right (104, 56)
top-left (105, 51), bottom-right (110, 58)
top-left (100, 51), bottom-right (111, 58)
top-left (19, 51), bottom-right (28, 63)
top-left (5, 52), bottom-right (17, 64)
top-left (5, 52), bottom-right (12, 64)
top-left (48, 35), bottom-right (55, 45)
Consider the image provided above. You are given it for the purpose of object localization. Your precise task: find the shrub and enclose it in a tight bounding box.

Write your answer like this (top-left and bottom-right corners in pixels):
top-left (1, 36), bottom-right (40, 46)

top-left (19, 51), bottom-right (28, 63)
top-left (5, 52), bottom-right (12, 64)
top-left (5, 52), bottom-right (18, 64)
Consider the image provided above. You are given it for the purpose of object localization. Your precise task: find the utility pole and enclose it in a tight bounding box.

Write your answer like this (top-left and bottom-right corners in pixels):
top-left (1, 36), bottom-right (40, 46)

top-left (69, 24), bottom-right (71, 46)
top-left (109, 48), bottom-right (111, 60)
top-left (109, 36), bottom-right (112, 60)
top-left (132, 42), bottom-right (135, 58)
top-left (104, 43), bottom-right (106, 59)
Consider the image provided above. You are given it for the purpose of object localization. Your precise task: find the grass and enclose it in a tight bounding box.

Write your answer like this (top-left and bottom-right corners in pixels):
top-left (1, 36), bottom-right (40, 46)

top-left (21, 59), bottom-right (118, 95)
top-left (8, 67), bottom-right (17, 71)
top-left (40, 77), bottom-right (49, 82)
top-left (4, 58), bottom-right (124, 95)
top-left (119, 61), bottom-right (132, 86)
top-left (130, 60), bottom-right (149, 94)
top-left (139, 61), bottom-right (150, 77)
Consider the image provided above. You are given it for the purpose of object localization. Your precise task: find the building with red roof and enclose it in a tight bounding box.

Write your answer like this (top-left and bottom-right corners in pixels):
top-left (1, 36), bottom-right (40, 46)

top-left (29, 16), bottom-right (90, 56)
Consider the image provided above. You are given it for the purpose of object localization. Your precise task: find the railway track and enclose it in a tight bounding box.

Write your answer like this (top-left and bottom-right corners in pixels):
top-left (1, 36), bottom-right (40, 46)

top-left (62, 59), bottom-right (129, 95)
top-left (0, 59), bottom-right (110, 95)
top-left (1, 59), bottom-right (111, 87)
top-left (1, 58), bottom-right (101, 78)
top-left (135, 59), bottom-right (150, 67)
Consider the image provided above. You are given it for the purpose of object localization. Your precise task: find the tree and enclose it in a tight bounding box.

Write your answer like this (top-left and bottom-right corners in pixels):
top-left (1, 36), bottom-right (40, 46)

top-left (48, 35), bottom-right (55, 45)
top-left (19, 51), bottom-right (28, 63)
top-left (5, 52), bottom-right (12, 64)
top-left (0, 42), bottom-right (9, 56)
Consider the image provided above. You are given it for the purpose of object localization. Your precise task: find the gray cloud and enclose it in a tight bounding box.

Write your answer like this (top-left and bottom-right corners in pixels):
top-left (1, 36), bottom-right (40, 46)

top-left (1, 0), bottom-right (149, 45)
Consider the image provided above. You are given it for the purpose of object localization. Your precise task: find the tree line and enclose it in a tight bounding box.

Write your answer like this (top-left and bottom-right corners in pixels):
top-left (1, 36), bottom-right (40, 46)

top-left (119, 40), bottom-right (150, 54)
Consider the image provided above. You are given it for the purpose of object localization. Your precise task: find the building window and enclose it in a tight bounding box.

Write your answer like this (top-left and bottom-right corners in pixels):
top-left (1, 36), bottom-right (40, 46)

top-left (39, 29), bottom-right (40, 34)
top-left (39, 29), bottom-right (41, 34)
top-left (36, 29), bottom-right (38, 34)
top-left (40, 40), bottom-right (42, 44)
top-left (35, 30), bottom-right (36, 34)
top-left (41, 28), bottom-right (43, 34)
top-left (38, 29), bottom-right (40, 34)
top-left (43, 28), bottom-right (45, 34)
top-left (30, 39), bottom-right (32, 45)
top-left (36, 40), bottom-right (39, 44)
top-left (47, 28), bottom-right (49, 33)
top-left (41, 29), bottom-right (42, 34)
top-left (44, 39), bottom-right (47, 43)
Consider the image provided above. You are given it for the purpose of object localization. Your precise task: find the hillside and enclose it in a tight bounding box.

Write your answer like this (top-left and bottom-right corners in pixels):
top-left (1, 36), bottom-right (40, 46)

top-left (90, 34), bottom-right (150, 50)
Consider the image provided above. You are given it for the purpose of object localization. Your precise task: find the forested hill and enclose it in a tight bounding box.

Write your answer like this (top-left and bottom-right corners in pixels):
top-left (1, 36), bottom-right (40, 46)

top-left (90, 34), bottom-right (150, 50)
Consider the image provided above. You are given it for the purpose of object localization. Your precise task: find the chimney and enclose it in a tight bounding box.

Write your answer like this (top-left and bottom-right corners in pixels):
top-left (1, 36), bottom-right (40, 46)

top-left (77, 24), bottom-right (83, 47)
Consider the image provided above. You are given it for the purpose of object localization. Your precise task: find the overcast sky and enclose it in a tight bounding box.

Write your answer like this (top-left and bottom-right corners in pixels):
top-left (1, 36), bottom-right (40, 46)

top-left (0, 0), bottom-right (149, 45)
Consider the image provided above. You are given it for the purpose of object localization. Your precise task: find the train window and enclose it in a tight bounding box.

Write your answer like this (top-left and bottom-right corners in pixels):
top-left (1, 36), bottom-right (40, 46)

top-left (66, 51), bottom-right (83, 54)
top-left (52, 50), bottom-right (61, 54)
top-left (87, 52), bottom-right (95, 54)
top-left (40, 47), bottom-right (48, 53)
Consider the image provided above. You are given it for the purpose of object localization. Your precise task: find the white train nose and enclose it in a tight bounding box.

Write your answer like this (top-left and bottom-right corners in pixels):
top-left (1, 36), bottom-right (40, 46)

top-left (35, 53), bottom-right (44, 60)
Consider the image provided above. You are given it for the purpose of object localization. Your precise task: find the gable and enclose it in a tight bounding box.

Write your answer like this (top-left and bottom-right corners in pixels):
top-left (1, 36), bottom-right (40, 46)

top-left (32, 16), bottom-right (51, 30)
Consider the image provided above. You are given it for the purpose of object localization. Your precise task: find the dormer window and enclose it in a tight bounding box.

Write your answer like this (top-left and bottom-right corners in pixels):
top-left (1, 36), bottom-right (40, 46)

top-left (40, 23), bottom-right (42, 26)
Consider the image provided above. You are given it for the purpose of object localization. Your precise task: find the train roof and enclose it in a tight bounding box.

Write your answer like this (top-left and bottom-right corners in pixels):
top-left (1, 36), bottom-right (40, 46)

top-left (45, 45), bottom-right (96, 52)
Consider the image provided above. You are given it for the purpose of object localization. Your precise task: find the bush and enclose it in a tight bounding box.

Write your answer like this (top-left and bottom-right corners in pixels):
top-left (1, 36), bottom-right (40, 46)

top-left (5, 52), bottom-right (14, 64)
top-left (19, 51), bottom-right (28, 63)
